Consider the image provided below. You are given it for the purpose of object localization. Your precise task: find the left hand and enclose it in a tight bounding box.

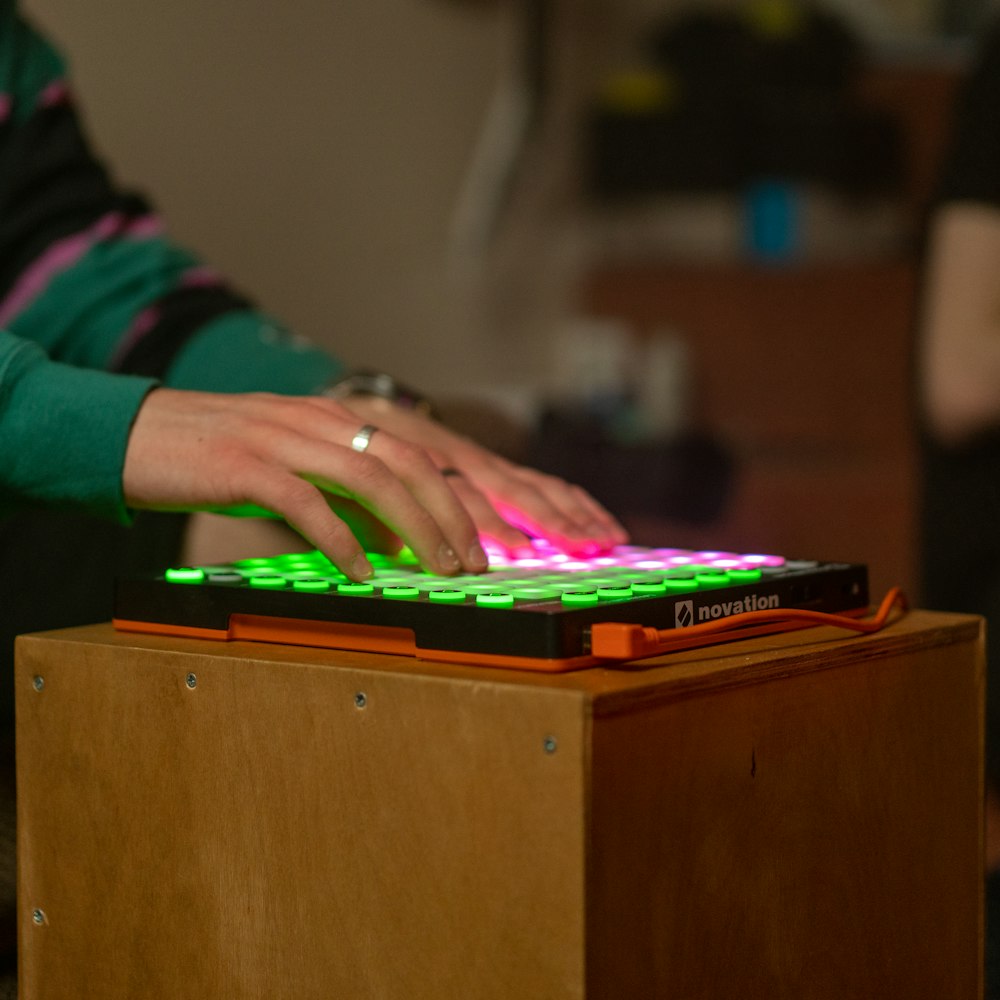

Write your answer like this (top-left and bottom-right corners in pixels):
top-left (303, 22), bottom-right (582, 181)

top-left (338, 394), bottom-right (628, 555)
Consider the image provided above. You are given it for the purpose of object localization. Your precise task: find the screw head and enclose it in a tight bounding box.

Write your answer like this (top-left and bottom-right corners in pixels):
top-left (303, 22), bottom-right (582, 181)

top-left (543, 736), bottom-right (558, 754)
top-left (31, 909), bottom-right (45, 926)
top-left (32, 676), bottom-right (44, 692)
top-left (185, 673), bottom-right (197, 690)
top-left (354, 692), bottom-right (367, 709)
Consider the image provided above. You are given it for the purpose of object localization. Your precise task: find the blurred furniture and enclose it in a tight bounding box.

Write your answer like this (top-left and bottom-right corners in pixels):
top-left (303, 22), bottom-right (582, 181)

top-left (16, 611), bottom-right (983, 998)
top-left (584, 259), bottom-right (917, 598)
top-left (581, 61), bottom-right (962, 599)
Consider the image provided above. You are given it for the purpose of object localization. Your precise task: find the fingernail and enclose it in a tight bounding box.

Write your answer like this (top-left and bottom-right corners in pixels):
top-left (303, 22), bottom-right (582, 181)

top-left (439, 544), bottom-right (461, 573)
top-left (468, 541), bottom-right (489, 569)
top-left (352, 554), bottom-right (374, 580)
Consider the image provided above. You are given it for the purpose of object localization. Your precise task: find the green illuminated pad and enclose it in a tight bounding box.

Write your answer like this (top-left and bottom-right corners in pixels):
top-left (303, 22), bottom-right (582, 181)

top-left (119, 541), bottom-right (867, 667)
top-left (157, 545), bottom-right (799, 614)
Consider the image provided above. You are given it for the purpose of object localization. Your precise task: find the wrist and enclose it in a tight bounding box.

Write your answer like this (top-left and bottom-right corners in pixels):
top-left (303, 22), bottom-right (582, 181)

top-left (322, 369), bottom-right (435, 417)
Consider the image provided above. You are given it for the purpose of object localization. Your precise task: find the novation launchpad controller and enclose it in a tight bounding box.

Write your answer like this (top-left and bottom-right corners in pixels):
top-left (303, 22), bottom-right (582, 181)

top-left (114, 542), bottom-right (870, 671)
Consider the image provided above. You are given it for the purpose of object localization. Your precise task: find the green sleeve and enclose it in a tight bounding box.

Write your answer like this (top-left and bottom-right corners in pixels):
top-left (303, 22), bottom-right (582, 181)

top-left (163, 312), bottom-right (343, 395)
top-left (0, 330), bottom-right (156, 521)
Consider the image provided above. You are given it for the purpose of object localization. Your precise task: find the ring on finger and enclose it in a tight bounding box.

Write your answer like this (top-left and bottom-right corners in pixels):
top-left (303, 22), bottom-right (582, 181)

top-left (351, 424), bottom-right (379, 453)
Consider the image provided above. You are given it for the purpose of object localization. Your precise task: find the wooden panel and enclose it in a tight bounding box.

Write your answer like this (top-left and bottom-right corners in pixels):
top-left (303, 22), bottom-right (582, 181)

top-left (586, 620), bottom-right (984, 998)
top-left (14, 613), bottom-right (983, 997)
top-left (20, 613), bottom-right (979, 730)
top-left (15, 634), bottom-right (588, 1000)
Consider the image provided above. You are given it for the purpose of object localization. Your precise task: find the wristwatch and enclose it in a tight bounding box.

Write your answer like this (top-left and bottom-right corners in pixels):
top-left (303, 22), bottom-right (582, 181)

top-left (323, 369), bottom-right (434, 416)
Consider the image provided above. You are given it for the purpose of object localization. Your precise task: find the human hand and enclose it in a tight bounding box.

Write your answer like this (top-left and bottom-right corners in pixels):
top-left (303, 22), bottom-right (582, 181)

top-left (338, 394), bottom-right (628, 555)
top-left (122, 387), bottom-right (491, 580)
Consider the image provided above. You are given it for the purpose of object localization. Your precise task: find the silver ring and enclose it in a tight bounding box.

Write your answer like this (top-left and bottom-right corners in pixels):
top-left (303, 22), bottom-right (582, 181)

top-left (351, 424), bottom-right (379, 453)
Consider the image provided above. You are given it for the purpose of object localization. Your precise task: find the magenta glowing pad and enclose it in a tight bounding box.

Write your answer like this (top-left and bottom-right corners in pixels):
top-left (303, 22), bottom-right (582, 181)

top-left (114, 541), bottom-right (868, 671)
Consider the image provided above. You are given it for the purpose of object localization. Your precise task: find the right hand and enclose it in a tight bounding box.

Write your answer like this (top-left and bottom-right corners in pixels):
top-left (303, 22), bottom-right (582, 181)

top-left (122, 387), bottom-right (490, 581)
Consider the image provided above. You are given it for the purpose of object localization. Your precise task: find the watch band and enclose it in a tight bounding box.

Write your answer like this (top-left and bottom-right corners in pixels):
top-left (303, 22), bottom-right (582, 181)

top-left (323, 370), bottom-right (434, 416)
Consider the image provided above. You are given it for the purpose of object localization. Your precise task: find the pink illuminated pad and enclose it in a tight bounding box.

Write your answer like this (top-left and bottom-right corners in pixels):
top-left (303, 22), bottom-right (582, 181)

top-left (115, 541), bottom-right (866, 670)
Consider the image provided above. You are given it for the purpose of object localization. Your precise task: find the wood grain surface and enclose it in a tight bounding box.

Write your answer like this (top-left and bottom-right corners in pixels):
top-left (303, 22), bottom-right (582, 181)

top-left (14, 611), bottom-right (983, 998)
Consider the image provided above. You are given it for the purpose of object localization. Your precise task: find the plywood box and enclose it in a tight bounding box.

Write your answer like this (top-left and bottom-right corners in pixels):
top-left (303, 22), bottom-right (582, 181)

top-left (14, 612), bottom-right (983, 998)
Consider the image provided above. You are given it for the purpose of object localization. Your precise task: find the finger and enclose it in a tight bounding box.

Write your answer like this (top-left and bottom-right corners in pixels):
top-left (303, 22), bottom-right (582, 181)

top-left (325, 496), bottom-right (404, 554)
top-left (245, 466), bottom-right (374, 580)
top-left (361, 433), bottom-right (489, 572)
top-left (511, 469), bottom-right (628, 546)
top-left (441, 472), bottom-right (532, 553)
top-left (266, 406), bottom-right (489, 573)
top-left (424, 435), bottom-right (626, 551)
top-left (462, 461), bottom-right (609, 553)
top-left (304, 393), bottom-right (627, 550)
top-left (261, 430), bottom-right (477, 576)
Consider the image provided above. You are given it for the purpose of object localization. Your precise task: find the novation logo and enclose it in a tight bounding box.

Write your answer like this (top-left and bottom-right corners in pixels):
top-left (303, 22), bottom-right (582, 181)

top-left (674, 601), bottom-right (695, 628)
top-left (675, 594), bottom-right (780, 628)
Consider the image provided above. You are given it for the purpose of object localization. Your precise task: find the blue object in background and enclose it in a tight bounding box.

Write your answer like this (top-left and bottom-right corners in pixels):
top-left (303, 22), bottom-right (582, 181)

top-left (745, 179), bottom-right (799, 262)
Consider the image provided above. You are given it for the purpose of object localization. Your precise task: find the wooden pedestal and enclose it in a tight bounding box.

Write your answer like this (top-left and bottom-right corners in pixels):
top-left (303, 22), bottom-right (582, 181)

top-left (14, 612), bottom-right (984, 998)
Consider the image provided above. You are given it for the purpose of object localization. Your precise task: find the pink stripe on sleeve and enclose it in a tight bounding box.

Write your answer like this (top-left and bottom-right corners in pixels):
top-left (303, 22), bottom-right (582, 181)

top-left (38, 79), bottom-right (70, 109)
top-left (180, 266), bottom-right (224, 287)
top-left (0, 211), bottom-right (164, 326)
top-left (107, 266), bottom-right (228, 368)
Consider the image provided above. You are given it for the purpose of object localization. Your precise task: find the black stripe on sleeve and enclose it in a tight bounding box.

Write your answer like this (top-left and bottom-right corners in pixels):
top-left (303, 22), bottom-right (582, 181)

top-left (111, 284), bottom-right (254, 378)
top-left (0, 100), bottom-right (152, 302)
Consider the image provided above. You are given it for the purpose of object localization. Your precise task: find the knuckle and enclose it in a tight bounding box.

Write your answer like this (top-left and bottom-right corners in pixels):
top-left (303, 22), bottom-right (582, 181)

top-left (317, 397), bottom-right (354, 420)
top-left (389, 440), bottom-right (436, 478)
top-left (242, 391), bottom-right (285, 409)
top-left (531, 469), bottom-right (567, 491)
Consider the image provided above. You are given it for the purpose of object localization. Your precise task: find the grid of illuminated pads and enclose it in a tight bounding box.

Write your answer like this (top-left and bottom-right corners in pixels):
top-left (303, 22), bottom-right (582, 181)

top-left (162, 542), bottom-right (806, 610)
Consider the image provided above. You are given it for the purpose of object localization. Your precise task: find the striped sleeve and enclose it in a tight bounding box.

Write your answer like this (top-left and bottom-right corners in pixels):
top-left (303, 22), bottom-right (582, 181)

top-left (0, 3), bottom-right (342, 394)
